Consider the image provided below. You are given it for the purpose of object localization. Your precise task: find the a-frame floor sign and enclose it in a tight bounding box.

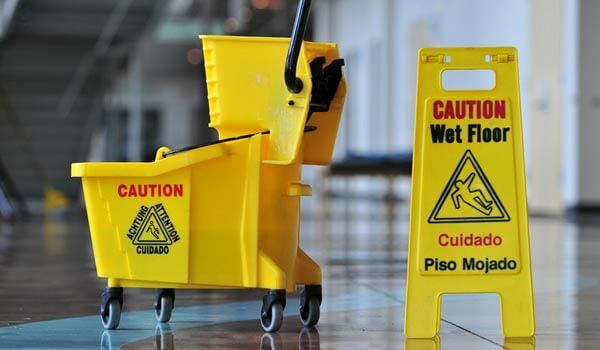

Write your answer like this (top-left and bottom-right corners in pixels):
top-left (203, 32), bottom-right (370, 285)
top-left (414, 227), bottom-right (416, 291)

top-left (405, 47), bottom-right (535, 338)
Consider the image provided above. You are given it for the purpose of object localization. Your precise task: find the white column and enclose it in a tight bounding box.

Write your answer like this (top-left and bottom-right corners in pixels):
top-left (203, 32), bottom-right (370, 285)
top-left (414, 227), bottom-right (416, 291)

top-left (575, 0), bottom-right (600, 208)
top-left (526, 0), bottom-right (566, 213)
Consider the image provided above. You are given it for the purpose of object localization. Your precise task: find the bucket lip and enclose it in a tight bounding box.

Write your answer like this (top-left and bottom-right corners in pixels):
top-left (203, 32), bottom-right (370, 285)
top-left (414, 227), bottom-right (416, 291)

top-left (199, 35), bottom-right (338, 49)
top-left (200, 35), bottom-right (290, 43)
top-left (70, 138), bottom-right (235, 178)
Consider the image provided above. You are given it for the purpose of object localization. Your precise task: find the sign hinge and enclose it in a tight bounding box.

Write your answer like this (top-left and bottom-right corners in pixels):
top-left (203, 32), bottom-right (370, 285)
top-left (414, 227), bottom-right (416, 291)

top-left (490, 53), bottom-right (515, 63)
top-left (420, 55), bottom-right (446, 64)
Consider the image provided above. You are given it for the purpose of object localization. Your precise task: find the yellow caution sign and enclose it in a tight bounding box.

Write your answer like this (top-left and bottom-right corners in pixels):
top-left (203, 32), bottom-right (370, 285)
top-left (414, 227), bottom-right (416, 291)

top-left (405, 47), bottom-right (535, 338)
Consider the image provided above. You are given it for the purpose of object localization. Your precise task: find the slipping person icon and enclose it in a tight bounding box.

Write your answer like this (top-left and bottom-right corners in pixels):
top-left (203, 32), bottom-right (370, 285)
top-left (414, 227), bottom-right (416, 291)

top-left (451, 173), bottom-right (493, 216)
top-left (146, 221), bottom-right (160, 239)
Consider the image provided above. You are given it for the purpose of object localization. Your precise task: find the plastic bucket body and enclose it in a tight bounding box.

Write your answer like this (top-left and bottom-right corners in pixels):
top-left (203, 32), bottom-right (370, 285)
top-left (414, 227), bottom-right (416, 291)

top-left (73, 135), bottom-right (316, 291)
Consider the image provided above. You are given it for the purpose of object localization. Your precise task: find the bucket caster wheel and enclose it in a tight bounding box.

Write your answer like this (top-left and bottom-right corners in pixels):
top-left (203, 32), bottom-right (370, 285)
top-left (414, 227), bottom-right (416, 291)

top-left (261, 302), bottom-right (284, 333)
top-left (299, 298), bottom-right (320, 327)
top-left (260, 290), bottom-right (286, 333)
top-left (299, 285), bottom-right (322, 327)
top-left (154, 288), bottom-right (175, 323)
top-left (102, 300), bottom-right (121, 330)
top-left (101, 287), bottom-right (123, 330)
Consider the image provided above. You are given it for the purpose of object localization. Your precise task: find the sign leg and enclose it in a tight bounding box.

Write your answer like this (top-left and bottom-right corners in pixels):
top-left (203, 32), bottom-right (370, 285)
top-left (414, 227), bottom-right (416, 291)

top-left (499, 291), bottom-right (535, 337)
top-left (405, 289), bottom-right (441, 338)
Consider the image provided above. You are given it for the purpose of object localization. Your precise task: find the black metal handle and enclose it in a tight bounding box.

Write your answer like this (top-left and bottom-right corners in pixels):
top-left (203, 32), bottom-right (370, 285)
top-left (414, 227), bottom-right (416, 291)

top-left (285, 0), bottom-right (312, 93)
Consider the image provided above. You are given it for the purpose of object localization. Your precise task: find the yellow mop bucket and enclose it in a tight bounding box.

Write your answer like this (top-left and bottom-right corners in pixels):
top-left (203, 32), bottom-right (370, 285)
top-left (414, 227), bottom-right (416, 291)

top-left (72, 0), bottom-right (345, 332)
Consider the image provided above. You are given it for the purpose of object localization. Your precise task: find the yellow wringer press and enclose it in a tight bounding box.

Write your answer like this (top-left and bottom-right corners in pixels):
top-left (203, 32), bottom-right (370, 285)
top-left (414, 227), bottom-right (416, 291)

top-left (72, 0), bottom-right (345, 332)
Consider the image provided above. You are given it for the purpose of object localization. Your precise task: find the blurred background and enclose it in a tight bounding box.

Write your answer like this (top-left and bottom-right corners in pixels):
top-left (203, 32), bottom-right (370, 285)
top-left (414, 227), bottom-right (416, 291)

top-left (0, 1), bottom-right (598, 348)
top-left (0, 0), bottom-right (589, 216)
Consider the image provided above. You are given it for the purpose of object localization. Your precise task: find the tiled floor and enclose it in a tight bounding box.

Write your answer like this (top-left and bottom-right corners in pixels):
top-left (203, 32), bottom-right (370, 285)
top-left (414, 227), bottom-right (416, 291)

top-left (0, 197), bottom-right (597, 349)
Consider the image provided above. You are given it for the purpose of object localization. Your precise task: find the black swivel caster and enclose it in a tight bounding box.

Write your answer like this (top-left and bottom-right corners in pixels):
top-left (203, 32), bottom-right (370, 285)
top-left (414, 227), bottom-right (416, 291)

top-left (154, 288), bottom-right (175, 323)
top-left (101, 287), bottom-right (123, 330)
top-left (260, 290), bottom-right (286, 332)
top-left (299, 285), bottom-right (322, 327)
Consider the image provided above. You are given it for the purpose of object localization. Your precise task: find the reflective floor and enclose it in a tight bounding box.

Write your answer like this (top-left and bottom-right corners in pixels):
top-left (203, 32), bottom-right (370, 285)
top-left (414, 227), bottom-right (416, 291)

top-left (0, 196), bottom-right (598, 349)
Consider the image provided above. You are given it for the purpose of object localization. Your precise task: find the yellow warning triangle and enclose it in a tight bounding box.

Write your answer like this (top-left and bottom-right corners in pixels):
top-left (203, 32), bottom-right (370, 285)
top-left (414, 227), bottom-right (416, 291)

top-left (133, 207), bottom-right (173, 245)
top-left (428, 150), bottom-right (510, 223)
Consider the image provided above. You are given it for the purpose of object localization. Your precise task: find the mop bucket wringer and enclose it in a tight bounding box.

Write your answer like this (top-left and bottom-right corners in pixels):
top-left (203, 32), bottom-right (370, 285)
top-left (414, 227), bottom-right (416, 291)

top-left (72, 25), bottom-right (346, 331)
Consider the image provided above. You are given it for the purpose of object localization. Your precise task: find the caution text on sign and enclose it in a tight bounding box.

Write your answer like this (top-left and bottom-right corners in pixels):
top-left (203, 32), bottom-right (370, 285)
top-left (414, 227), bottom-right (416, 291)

top-left (404, 47), bottom-right (535, 339)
